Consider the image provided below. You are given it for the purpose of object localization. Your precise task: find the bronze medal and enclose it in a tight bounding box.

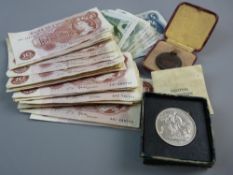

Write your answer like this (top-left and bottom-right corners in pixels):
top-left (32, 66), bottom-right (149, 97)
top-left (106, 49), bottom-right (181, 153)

top-left (156, 51), bottom-right (182, 69)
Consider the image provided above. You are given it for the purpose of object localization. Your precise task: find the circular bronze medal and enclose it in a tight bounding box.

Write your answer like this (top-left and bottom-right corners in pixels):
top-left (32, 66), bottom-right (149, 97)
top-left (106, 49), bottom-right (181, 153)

top-left (156, 51), bottom-right (182, 69)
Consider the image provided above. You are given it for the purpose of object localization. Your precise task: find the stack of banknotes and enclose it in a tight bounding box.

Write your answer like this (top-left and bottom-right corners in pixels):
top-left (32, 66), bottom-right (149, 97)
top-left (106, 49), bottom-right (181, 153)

top-left (102, 9), bottom-right (166, 59)
top-left (6, 8), bottom-right (143, 129)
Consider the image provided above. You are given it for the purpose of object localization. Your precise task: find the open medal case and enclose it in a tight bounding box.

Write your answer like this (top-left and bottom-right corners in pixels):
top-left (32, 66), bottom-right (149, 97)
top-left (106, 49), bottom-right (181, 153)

top-left (143, 2), bottom-right (218, 71)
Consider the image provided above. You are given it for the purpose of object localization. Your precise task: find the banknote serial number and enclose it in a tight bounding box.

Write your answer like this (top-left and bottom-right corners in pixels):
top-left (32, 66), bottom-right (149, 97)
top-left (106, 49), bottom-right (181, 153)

top-left (110, 117), bottom-right (134, 124)
top-left (109, 82), bottom-right (133, 87)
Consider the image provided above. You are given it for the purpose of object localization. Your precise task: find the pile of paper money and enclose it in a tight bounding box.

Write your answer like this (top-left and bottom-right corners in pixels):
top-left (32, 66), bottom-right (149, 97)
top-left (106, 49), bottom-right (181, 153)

top-left (102, 9), bottom-right (166, 59)
top-left (6, 8), bottom-right (142, 129)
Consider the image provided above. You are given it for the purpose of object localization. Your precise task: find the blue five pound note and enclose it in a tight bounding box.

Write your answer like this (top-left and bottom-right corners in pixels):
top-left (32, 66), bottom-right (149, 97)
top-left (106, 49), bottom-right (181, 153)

top-left (138, 10), bottom-right (167, 34)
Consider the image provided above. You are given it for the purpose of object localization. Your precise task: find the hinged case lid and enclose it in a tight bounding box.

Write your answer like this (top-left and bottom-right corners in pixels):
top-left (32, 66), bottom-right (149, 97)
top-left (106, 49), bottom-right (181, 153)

top-left (165, 2), bottom-right (218, 52)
